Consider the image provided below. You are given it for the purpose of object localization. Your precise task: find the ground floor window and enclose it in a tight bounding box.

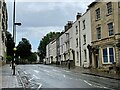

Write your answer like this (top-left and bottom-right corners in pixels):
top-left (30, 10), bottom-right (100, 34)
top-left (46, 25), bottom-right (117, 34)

top-left (102, 47), bottom-right (115, 64)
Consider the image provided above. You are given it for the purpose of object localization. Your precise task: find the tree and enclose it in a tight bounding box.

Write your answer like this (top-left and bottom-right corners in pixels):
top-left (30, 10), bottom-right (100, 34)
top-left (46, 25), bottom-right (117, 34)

top-left (6, 31), bottom-right (15, 56)
top-left (16, 38), bottom-right (32, 59)
top-left (28, 53), bottom-right (37, 63)
top-left (38, 32), bottom-right (61, 61)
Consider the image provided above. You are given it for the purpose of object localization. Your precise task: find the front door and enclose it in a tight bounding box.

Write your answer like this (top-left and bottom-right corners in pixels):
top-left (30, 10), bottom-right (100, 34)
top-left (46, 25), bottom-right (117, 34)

top-left (95, 55), bottom-right (98, 68)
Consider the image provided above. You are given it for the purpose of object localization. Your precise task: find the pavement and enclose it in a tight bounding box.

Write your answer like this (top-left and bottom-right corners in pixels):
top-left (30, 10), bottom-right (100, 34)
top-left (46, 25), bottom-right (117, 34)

top-left (0, 64), bottom-right (23, 89)
top-left (54, 64), bottom-right (120, 80)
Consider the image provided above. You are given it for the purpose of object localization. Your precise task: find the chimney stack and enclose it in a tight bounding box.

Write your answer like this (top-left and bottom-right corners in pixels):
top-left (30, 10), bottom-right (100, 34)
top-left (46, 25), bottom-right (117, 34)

top-left (76, 12), bottom-right (81, 20)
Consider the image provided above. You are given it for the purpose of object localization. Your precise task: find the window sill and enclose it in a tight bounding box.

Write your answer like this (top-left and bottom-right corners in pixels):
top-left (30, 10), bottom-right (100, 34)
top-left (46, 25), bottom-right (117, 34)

top-left (83, 43), bottom-right (86, 45)
top-left (102, 62), bottom-right (113, 65)
top-left (106, 13), bottom-right (112, 16)
top-left (95, 18), bottom-right (101, 21)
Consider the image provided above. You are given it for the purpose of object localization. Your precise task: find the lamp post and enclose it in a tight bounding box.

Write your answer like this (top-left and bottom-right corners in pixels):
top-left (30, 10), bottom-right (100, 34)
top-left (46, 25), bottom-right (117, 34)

top-left (12, 0), bottom-right (21, 75)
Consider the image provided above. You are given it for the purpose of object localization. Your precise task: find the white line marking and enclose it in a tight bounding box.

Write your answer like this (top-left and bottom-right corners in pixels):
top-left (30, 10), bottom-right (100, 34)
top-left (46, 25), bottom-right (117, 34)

top-left (53, 69), bottom-right (60, 72)
top-left (63, 75), bottom-right (66, 78)
top-left (34, 70), bottom-right (39, 73)
top-left (33, 75), bottom-right (40, 79)
top-left (24, 71), bottom-right (27, 74)
top-left (37, 83), bottom-right (42, 89)
top-left (28, 77), bottom-right (34, 82)
top-left (43, 69), bottom-right (50, 73)
top-left (84, 80), bottom-right (92, 86)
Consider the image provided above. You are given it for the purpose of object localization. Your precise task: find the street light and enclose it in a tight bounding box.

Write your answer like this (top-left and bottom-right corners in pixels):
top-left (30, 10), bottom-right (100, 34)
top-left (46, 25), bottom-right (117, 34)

top-left (12, 0), bottom-right (21, 75)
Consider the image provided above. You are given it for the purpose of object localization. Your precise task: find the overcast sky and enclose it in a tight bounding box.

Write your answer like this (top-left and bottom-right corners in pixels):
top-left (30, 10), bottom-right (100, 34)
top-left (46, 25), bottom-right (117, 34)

top-left (6, 0), bottom-right (95, 52)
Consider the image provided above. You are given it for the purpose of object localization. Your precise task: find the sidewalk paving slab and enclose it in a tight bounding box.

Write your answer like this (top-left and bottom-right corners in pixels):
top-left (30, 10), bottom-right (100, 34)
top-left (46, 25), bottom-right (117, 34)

top-left (53, 64), bottom-right (120, 80)
top-left (0, 64), bottom-right (23, 89)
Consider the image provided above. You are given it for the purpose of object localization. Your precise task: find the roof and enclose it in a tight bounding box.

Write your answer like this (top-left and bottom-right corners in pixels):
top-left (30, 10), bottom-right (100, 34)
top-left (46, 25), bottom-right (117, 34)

top-left (88, 0), bottom-right (100, 8)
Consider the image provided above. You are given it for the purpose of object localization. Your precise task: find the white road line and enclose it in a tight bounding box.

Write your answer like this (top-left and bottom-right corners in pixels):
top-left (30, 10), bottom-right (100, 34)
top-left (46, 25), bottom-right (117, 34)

top-left (84, 80), bottom-right (92, 86)
top-left (63, 75), bottom-right (66, 78)
top-left (24, 71), bottom-right (27, 74)
top-left (33, 75), bottom-right (40, 79)
top-left (53, 69), bottom-right (60, 72)
top-left (33, 70), bottom-right (39, 73)
top-left (37, 83), bottom-right (42, 90)
top-left (28, 77), bottom-right (34, 82)
top-left (43, 69), bottom-right (50, 73)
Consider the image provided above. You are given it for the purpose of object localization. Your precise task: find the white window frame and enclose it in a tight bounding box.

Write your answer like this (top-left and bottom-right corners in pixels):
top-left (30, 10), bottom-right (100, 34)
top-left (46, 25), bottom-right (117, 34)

top-left (96, 8), bottom-right (100, 20)
top-left (96, 26), bottom-right (101, 40)
top-left (102, 47), bottom-right (115, 64)
top-left (76, 26), bottom-right (78, 35)
top-left (83, 20), bottom-right (85, 30)
top-left (106, 2), bottom-right (112, 15)
top-left (108, 22), bottom-right (114, 36)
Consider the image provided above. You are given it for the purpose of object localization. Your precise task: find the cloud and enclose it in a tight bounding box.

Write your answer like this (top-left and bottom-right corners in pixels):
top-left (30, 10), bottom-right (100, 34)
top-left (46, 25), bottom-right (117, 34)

top-left (6, 1), bottom-right (95, 51)
top-left (15, 26), bottom-right (63, 51)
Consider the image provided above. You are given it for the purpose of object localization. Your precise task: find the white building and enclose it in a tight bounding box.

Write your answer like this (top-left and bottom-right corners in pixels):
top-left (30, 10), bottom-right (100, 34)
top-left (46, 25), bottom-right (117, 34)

top-left (51, 39), bottom-right (57, 63)
top-left (80, 10), bottom-right (92, 68)
top-left (0, 0), bottom-right (8, 66)
top-left (46, 42), bottom-right (51, 64)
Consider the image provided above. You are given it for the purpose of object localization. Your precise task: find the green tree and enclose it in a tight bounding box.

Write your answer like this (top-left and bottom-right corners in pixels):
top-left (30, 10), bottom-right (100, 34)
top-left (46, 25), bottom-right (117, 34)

top-left (6, 31), bottom-right (15, 56)
top-left (38, 32), bottom-right (61, 62)
top-left (16, 38), bottom-right (32, 59)
top-left (28, 53), bottom-right (37, 63)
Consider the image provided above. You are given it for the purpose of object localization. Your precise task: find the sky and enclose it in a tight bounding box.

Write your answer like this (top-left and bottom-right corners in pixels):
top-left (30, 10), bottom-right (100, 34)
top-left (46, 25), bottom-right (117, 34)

top-left (6, 0), bottom-right (95, 52)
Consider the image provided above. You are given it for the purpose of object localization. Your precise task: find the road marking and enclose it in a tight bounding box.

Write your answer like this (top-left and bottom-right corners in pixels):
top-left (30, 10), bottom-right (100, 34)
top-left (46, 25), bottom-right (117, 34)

top-left (53, 69), bottom-right (60, 72)
top-left (43, 69), bottom-right (50, 73)
top-left (34, 70), bottom-right (39, 73)
top-left (84, 80), bottom-right (92, 86)
top-left (62, 69), bottom-right (70, 73)
top-left (63, 75), bottom-right (66, 78)
top-left (37, 83), bottom-right (42, 90)
top-left (28, 77), bottom-right (34, 82)
top-left (24, 71), bottom-right (27, 74)
top-left (33, 75), bottom-right (40, 79)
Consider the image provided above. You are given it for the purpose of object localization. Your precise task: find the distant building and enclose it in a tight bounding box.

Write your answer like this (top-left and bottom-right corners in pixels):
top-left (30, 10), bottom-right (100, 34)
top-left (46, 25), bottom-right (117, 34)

top-left (0, 0), bottom-right (8, 66)
top-left (88, 0), bottom-right (120, 69)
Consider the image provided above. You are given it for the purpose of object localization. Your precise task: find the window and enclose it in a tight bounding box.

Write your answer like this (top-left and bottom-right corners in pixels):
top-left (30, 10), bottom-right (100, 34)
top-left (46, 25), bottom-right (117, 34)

top-left (84, 49), bottom-right (87, 61)
top-left (119, 2), bottom-right (120, 8)
top-left (96, 8), bottom-right (100, 20)
top-left (103, 48), bottom-right (108, 63)
top-left (108, 22), bottom-right (113, 36)
top-left (0, 1), bottom-right (1, 9)
top-left (83, 35), bottom-right (86, 44)
top-left (83, 20), bottom-right (85, 30)
top-left (96, 27), bottom-right (101, 39)
top-left (102, 47), bottom-right (115, 64)
top-left (76, 26), bottom-right (78, 34)
top-left (107, 2), bottom-right (112, 15)
top-left (109, 48), bottom-right (114, 63)
top-left (77, 52), bottom-right (79, 63)
top-left (76, 38), bottom-right (78, 47)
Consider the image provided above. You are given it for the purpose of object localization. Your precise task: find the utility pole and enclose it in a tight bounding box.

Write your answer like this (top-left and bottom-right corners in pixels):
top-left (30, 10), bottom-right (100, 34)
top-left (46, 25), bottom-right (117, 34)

top-left (12, 0), bottom-right (21, 75)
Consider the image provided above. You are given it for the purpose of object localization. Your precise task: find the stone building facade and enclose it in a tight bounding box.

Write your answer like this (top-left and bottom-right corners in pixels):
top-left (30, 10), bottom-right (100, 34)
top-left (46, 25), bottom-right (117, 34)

top-left (0, 0), bottom-right (8, 66)
top-left (88, 0), bottom-right (120, 69)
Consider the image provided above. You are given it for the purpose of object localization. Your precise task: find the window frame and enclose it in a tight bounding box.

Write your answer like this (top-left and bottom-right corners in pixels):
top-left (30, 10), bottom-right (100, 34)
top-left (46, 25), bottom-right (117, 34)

top-left (96, 26), bottom-right (101, 40)
top-left (83, 35), bottom-right (86, 45)
top-left (82, 20), bottom-right (86, 30)
top-left (96, 8), bottom-right (101, 20)
top-left (106, 2), bottom-right (112, 15)
top-left (102, 47), bottom-right (115, 64)
top-left (76, 26), bottom-right (78, 35)
top-left (108, 22), bottom-right (114, 36)
top-left (84, 49), bottom-right (87, 62)
top-left (76, 38), bottom-right (78, 47)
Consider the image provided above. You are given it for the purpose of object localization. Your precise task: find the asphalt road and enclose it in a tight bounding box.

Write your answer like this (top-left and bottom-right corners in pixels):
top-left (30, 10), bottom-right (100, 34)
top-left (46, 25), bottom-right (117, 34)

top-left (16, 64), bottom-right (120, 89)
